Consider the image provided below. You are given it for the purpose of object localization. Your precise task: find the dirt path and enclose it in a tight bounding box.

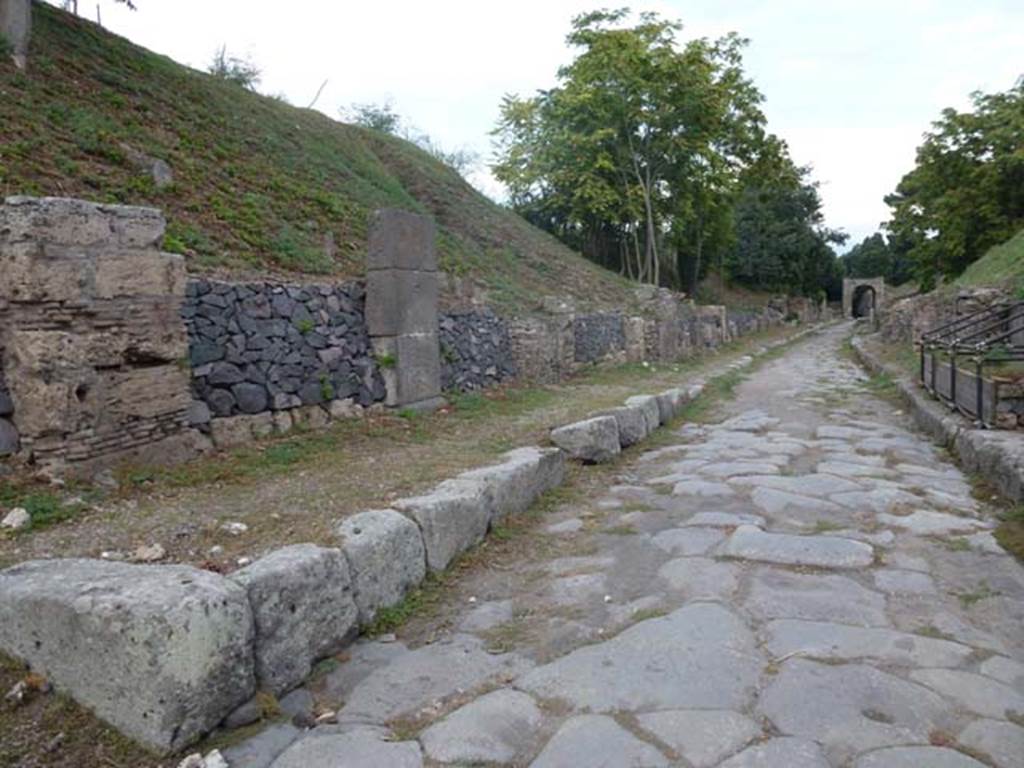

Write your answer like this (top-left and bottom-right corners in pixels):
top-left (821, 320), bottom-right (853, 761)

top-left (223, 322), bottom-right (1024, 768)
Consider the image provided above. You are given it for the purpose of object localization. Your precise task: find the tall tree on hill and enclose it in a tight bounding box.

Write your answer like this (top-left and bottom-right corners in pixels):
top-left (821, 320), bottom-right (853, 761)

top-left (885, 80), bottom-right (1024, 289)
top-left (492, 10), bottom-right (765, 289)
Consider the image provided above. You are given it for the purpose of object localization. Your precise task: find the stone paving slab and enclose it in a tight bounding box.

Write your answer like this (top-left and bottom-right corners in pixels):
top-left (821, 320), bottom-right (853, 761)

top-left (763, 619), bottom-right (975, 667)
top-left (761, 659), bottom-right (955, 763)
top-left (517, 603), bottom-right (762, 713)
top-left (635, 709), bottom-right (761, 767)
top-left (419, 689), bottom-right (543, 765)
top-left (719, 524), bottom-right (875, 568)
top-left (530, 714), bottom-right (668, 768)
top-left (718, 737), bottom-right (831, 768)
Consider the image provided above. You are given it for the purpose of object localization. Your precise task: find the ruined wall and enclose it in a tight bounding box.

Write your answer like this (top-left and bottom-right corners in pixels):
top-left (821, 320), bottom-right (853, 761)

top-left (184, 279), bottom-right (385, 430)
top-left (0, 196), bottom-right (203, 476)
top-left (439, 310), bottom-right (516, 392)
top-left (506, 292), bottom-right (785, 383)
top-left (879, 287), bottom-right (1011, 343)
top-left (573, 312), bottom-right (627, 364)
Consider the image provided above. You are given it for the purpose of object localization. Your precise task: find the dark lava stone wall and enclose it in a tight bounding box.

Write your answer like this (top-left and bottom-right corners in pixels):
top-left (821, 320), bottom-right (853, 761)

top-left (439, 310), bottom-right (516, 392)
top-left (573, 312), bottom-right (626, 363)
top-left (184, 279), bottom-right (386, 418)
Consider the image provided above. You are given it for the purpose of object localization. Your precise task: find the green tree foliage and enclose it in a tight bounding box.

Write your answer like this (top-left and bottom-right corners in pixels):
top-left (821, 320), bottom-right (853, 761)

top-left (727, 141), bottom-right (846, 298)
top-left (842, 233), bottom-right (913, 286)
top-left (491, 8), bottom-right (842, 296)
top-left (207, 45), bottom-right (261, 90)
top-left (343, 101), bottom-right (402, 134)
top-left (885, 80), bottom-right (1024, 289)
top-left (342, 100), bottom-right (480, 178)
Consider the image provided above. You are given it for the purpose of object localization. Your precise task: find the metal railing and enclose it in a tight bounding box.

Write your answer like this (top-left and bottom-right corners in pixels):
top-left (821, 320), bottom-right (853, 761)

top-left (919, 301), bottom-right (1024, 427)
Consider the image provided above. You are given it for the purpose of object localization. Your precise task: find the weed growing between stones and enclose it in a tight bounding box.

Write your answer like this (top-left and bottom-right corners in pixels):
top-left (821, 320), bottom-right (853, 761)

top-left (0, 486), bottom-right (89, 534)
top-left (915, 625), bottom-right (955, 641)
top-left (942, 537), bottom-right (971, 552)
top-left (995, 505), bottom-right (1024, 562)
top-left (954, 581), bottom-right (1002, 609)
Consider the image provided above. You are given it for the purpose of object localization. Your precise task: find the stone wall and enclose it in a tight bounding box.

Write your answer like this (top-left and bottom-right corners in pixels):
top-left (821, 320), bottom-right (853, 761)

top-left (0, 196), bottom-right (204, 477)
top-left (0, 359), bottom-right (15, 457)
top-left (184, 279), bottom-right (385, 428)
top-left (439, 310), bottom-right (516, 392)
top-left (880, 288), bottom-right (1011, 344)
top-left (573, 312), bottom-right (627, 364)
top-left (507, 291), bottom-right (786, 384)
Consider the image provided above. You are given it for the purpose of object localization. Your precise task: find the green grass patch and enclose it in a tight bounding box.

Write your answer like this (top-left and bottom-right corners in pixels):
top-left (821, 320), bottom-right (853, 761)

top-left (0, 3), bottom-right (644, 311)
top-left (955, 228), bottom-right (1024, 294)
top-left (995, 504), bottom-right (1024, 562)
top-left (954, 581), bottom-right (1002, 609)
top-left (0, 486), bottom-right (89, 532)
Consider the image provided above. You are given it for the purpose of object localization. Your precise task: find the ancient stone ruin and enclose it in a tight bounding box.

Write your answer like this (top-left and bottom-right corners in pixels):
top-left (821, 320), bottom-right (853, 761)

top-left (0, 195), bottom-right (801, 479)
top-left (0, 196), bottom-right (203, 477)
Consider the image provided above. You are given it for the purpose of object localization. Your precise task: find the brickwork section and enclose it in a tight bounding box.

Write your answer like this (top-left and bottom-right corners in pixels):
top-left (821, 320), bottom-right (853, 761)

top-left (0, 196), bottom-right (201, 476)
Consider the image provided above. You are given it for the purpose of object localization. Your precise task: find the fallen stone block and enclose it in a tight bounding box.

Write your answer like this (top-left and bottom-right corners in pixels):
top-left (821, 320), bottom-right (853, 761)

top-left (550, 416), bottom-right (621, 463)
top-left (230, 545), bottom-right (357, 695)
top-left (393, 479), bottom-right (491, 571)
top-left (336, 509), bottom-right (427, 625)
top-left (594, 406), bottom-right (649, 448)
top-left (624, 395), bottom-right (661, 433)
top-left (656, 388), bottom-right (685, 423)
top-left (457, 447), bottom-right (566, 524)
top-left (0, 559), bottom-right (255, 753)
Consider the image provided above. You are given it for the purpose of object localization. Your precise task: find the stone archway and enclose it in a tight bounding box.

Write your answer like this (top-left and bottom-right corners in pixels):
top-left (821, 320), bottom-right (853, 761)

top-left (852, 284), bottom-right (876, 318)
top-left (843, 278), bottom-right (885, 319)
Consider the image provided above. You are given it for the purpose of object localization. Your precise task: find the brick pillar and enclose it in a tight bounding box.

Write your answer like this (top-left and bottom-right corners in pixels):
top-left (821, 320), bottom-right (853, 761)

top-left (365, 209), bottom-right (443, 411)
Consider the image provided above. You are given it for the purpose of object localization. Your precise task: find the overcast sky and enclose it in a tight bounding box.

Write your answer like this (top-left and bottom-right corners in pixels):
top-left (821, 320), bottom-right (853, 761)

top-left (68, 0), bottom-right (1023, 248)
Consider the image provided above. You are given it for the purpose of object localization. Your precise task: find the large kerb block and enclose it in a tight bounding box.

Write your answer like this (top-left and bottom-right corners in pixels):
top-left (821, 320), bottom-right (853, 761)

top-left (0, 559), bottom-right (255, 753)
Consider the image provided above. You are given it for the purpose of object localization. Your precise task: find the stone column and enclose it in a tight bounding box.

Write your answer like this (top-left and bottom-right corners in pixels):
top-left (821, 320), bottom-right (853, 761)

top-left (0, 0), bottom-right (31, 70)
top-left (366, 209), bottom-right (443, 411)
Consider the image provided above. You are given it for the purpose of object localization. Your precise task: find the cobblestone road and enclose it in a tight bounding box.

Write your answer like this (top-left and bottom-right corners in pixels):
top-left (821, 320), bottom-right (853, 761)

top-left (230, 324), bottom-right (1024, 768)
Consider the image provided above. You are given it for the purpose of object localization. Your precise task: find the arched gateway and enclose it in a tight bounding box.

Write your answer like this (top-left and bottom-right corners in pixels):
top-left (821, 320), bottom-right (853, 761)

top-left (842, 277), bottom-right (885, 319)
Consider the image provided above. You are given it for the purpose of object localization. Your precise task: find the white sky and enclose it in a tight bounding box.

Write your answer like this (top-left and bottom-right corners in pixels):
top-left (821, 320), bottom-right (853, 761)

top-left (64, 0), bottom-right (1024, 248)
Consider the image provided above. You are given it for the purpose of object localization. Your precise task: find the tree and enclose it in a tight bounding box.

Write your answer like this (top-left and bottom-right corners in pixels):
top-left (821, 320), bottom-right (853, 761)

top-left (842, 233), bottom-right (913, 285)
top-left (725, 136), bottom-right (846, 298)
top-left (342, 101), bottom-right (402, 134)
top-left (492, 9), bottom-right (819, 293)
top-left (342, 100), bottom-right (479, 178)
top-left (207, 45), bottom-right (261, 90)
top-left (885, 80), bottom-right (1024, 288)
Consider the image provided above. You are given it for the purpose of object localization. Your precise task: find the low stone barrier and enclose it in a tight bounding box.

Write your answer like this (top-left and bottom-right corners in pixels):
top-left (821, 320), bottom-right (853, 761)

top-left (852, 336), bottom-right (1024, 501)
top-left (0, 446), bottom-right (566, 753)
top-left (0, 331), bottom-right (806, 753)
top-left (553, 387), bottom-right (694, 463)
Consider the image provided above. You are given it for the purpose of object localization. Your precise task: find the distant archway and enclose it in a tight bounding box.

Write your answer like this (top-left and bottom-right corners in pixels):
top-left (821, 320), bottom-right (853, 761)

top-left (842, 277), bottom-right (885, 319)
top-left (852, 285), bottom-right (876, 318)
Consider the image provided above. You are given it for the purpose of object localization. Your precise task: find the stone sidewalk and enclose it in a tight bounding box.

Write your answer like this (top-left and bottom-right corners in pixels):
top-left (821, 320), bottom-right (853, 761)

top-left (226, 323), bottom-right (1024, 768)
